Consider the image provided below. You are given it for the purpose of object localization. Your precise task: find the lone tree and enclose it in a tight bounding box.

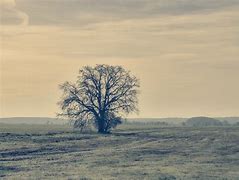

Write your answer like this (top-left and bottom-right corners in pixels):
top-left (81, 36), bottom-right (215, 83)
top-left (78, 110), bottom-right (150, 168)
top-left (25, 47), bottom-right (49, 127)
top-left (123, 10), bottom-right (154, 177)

top-left (58, 64), bottom-right (140, 133)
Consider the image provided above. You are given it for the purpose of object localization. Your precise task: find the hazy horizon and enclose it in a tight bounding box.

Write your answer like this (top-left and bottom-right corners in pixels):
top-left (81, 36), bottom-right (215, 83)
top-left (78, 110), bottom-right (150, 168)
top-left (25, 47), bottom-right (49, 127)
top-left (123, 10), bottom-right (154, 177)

top-left (1, 116), bottom-right (239, 119)
top-left (1, 0), bottom-right (239, 118)
top-left (1, 116), bottom-right (239, 126)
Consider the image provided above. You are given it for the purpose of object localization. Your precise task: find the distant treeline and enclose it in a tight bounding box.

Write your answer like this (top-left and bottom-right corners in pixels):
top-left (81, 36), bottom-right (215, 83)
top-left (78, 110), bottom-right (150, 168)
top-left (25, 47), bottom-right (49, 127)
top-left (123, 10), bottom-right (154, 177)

top-left (125, 116), bottom-right (239, 127)
top-left (124, 120), bottom-right (172, 126)
top-left (182, 117), bottom-right (231, 127)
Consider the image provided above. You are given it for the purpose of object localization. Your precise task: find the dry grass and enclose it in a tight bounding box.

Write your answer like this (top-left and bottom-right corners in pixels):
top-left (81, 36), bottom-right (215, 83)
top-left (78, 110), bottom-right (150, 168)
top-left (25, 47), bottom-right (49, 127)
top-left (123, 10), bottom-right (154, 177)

top-left (0, 123), bottom-right (239, 179)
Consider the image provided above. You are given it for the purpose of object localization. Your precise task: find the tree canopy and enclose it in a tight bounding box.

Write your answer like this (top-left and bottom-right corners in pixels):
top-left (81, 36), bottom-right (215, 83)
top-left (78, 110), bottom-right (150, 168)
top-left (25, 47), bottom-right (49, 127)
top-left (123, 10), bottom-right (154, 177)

top-left (58, 64), bottom-right (140, 133)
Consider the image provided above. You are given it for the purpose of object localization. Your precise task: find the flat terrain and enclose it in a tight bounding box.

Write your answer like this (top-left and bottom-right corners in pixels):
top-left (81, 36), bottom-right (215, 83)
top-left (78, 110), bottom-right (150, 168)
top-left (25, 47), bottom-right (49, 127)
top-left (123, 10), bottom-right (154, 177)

top-left (0, 123), bottom-right (239, 179)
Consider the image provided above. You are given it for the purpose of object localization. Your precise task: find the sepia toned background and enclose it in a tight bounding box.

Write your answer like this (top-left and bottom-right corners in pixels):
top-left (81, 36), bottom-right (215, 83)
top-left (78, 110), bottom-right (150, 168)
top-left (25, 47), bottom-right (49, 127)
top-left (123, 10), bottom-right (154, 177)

top-left (1, 0), bottom-right (239, 118)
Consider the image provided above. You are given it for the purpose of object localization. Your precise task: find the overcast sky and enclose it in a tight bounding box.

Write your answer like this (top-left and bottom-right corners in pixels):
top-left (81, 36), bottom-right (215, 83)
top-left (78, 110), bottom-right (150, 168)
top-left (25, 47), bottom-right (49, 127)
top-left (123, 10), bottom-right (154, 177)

top-left (1, 0), bottom-right (239, 118)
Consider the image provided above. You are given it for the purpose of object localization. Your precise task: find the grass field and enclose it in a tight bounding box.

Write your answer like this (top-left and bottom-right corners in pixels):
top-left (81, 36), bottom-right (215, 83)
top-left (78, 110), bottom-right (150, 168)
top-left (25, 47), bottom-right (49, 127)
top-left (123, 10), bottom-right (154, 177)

top-left (0, 123), bottom-right (239, 179)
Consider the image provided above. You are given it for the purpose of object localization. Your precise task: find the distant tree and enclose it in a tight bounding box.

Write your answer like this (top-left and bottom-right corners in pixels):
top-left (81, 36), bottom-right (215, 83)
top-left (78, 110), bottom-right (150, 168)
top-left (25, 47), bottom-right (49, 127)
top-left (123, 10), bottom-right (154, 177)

top-left (185, 116), bottom-right (223, 127)
top-left (58, 64), bottom-right (140, 133)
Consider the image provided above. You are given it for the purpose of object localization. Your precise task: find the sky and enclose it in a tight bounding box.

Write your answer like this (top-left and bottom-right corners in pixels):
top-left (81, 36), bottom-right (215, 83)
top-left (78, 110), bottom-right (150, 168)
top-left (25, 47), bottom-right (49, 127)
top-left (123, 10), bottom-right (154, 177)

top-left (0, 0), bottom-right (239, 118)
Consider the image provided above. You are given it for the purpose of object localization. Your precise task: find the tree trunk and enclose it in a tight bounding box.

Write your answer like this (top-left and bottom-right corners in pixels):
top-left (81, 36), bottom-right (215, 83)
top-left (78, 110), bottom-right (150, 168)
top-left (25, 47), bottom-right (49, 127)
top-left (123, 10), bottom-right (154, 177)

top-left (98, 111), bottom-right (108, 133)
top-left (98, 117), bottom-right (106, 133)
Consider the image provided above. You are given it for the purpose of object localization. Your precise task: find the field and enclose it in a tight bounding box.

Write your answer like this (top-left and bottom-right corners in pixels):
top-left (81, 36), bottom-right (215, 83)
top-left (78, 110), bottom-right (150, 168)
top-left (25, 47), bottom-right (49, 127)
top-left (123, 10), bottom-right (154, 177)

top-left (0, 123), bottom-right (239, 179)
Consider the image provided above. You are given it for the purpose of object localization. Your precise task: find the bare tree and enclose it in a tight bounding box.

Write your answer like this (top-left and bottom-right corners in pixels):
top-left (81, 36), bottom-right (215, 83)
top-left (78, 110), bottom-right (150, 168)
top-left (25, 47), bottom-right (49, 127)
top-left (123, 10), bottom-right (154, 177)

top-left (58, 64), bottom-right (140, 133)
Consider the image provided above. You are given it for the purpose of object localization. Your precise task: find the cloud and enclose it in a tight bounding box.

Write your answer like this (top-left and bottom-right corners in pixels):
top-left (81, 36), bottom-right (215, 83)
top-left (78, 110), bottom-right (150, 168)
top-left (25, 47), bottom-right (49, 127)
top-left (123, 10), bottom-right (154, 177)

top-left (0, 0), bottom-right (29, 25)
top-left (14, 0), bottom-right (239, 26)
top-left (1, 0), bottom-right (239, 117)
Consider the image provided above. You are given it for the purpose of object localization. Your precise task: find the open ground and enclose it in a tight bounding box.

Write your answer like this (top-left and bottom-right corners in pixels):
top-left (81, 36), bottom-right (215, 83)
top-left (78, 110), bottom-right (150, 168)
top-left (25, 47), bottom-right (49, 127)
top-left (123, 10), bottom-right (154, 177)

top-left (0, 123), bottom-right (239, 179)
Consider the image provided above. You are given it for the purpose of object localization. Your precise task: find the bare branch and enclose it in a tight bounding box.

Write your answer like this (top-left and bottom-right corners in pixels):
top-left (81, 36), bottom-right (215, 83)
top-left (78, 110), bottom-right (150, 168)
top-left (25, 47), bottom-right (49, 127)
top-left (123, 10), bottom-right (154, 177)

top-left (58, 64), bottom-right (140, 133)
